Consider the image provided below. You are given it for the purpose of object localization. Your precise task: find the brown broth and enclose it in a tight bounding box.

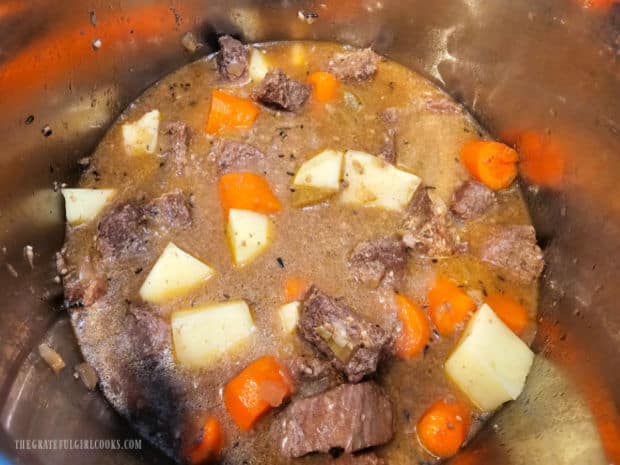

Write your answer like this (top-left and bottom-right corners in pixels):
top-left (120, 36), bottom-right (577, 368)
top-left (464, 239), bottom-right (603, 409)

top-left (63, 41), bottom-right (538, 464)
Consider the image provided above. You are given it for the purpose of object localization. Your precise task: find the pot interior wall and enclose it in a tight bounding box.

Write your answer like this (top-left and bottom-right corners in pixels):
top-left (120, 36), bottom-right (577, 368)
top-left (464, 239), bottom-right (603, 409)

top-left (0, 1), bottom-right (619, 464)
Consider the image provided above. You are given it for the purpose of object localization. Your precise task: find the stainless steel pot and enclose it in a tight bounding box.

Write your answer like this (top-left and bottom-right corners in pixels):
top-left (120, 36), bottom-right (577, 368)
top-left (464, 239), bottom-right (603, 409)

top-left (1, 1), bottom-right (619, 464)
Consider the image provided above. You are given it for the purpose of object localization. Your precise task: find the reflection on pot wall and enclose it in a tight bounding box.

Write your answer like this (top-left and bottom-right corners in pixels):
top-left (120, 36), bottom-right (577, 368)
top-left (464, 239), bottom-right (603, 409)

top-left (0, 0), bottom-right (619, 464)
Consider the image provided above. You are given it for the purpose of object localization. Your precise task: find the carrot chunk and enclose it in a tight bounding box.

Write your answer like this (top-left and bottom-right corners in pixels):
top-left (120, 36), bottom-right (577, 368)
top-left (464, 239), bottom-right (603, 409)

top-left (223, 356), bottom-right (294, 431)
top-left (307, 71), bottom-right (339, 103)
top-left (417, 398), bottom-right (471, 458)
top-left (206, 90), bottom-right (260, 134)
top-left (218, 172), bottom-right (282, 218)
top-left (460, 140), bottom-right (519, 190)
top-left (427, 277), bottom-right (476, 336)
top-left (284, 277), bottom-right (310, 303)
top-left (394, 294), bottom-right (431, 359)
top-left (188, 416), bottom-right (223, 464)
top-left (485, 293), bottom-right (529, 336)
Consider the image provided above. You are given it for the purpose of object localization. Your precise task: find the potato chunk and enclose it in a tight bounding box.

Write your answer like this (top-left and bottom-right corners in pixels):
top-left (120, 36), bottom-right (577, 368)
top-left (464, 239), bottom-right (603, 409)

top-left (278, 301), bottom-right (301, 333)
top-left (226, 209), bottom-right (272, 266)
top-left (445, 303), bottom-right (535, 411)
top-left (292, 149), bottom-right (344, 206)
top-left (172, 300), bottom-right (256, 368)
top-left (340, 150), bottom-right (420, 211)
top-left (122, 109), bottom-right (160, 155)
top-left (61, 188), bottom-right (116, 225)
top-left (139, 242), bottom-right (215, 303)
top-left (249, 48), bottom-right (270, 82)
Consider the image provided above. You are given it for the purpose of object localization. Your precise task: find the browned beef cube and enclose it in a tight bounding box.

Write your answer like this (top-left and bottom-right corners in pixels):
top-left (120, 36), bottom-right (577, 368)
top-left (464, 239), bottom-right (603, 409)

top-left (348, 236), bottom-right (407, 287)
top-left (328, 48), bottom-right (379, 81)
top-left (298, 287), bottom-right (392, 382)
top-left (96, 202), bottom-right (148, 260)
top-left (450, 181), bottom-right (497, 221)
top-left (145, 190), bottom-right (192, 229)
top-left (401, 188), bottom-right (463, 258)
top-left (479, 225), bottom-right (544, 282)
top-left (216, 35), bottom-right (248, 81)
top-left (208, 138), bottom-right (265, 173)
top-left (252, 69), bottom-right (310, 111)
top-left (277, 382), bottom-right (393, 457)
top-left (126, 303), bottom-right (171, 358)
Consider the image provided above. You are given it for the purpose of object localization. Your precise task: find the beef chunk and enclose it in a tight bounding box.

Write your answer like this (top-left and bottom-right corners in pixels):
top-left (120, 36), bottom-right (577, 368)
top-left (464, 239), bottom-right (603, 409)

top-left (161, 121), bottom-right (191, 170)
top-left (127, 303), bottom-right (171, 358)
top-left (348, 236), bottom-right (407, 287)
top-left (216, 35), bottom-right (248, 81)
top-left (252, 69), bottom-right (310, 111)
top-left (450, 181), bottom-right (497, 221)
top-left (401, 188), bottom-right (463, 258)
top-left (377, 128), bottom-right (398, 164)
top-left (96, 202), bottom-right (148, 260)
top-left (299, 287), bottom-right (392, 382)
top-left (145, 190), bottom-right (192, 229)
top-left (327, 48), bottom-right (379, 81)
top-left (208, 138), bottom-right (265, 173)
top-left (277, 382), bottom-right (393, 457)
top-left (333, 454), bottom-right (386, 465)
top-left (479, 225), bottom-right (544, 282)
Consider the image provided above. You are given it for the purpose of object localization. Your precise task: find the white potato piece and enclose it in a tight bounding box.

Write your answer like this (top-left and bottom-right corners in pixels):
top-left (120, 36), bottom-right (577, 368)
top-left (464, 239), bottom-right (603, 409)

top-left (340, 150), bottom-right (421, 211)
top-left (292, 149), bottom-right (344, 206)
top-left (249, 48), bottom-right (270, 82)
top-left (278, 301), bottom-right (301, 333)
top-left (122, 109), bottom-right (160, 156)
top-left (445, 303), bottom-right (535, 412)
top-left (139, 242), bottom-right (215, 303)
top-left (226, 209), bottom-right (272, 266)
top-left (61, 188), bottom-right (116, 225)
top-left (172, 300), bottom-right (256, 368)
top-left (290, 43), bottom-right (308, 67)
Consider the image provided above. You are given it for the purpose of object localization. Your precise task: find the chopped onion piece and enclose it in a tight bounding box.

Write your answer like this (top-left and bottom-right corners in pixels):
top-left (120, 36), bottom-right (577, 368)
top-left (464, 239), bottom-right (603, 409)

top-left (75, 362), bottom-right (98, 390)
top-left (38, 344), bottom-right (65, 373)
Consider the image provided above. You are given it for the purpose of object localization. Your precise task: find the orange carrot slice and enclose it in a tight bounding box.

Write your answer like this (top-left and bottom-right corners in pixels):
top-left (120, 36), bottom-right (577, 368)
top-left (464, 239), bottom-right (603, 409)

top-left (188, 416), bottom-right (223, 464)
top-left (223, 356), bottom-right (294, 431)
top-left (460, 140), bottom-right (519, 190)
top-left (218, 172), bottom-right (282, 218)
top-left (485, 293), bottom-right (529, 336)
top-left (417, 398), bottom-right (471, 458)
top-left (284, 277), bottom-right (310, 303)
top-left (428, 277), bottom-right (476, 336)
top-left (206, 90), bottom-right (260, 134)
top-left (395, 294), bottom-right (431, 359)
top-left (307, 71), bottom-right (339, 103)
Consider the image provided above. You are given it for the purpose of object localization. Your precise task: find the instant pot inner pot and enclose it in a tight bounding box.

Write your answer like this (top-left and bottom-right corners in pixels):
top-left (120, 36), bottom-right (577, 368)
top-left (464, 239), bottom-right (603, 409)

top-left (1, 1), bottom-right (619, 464)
